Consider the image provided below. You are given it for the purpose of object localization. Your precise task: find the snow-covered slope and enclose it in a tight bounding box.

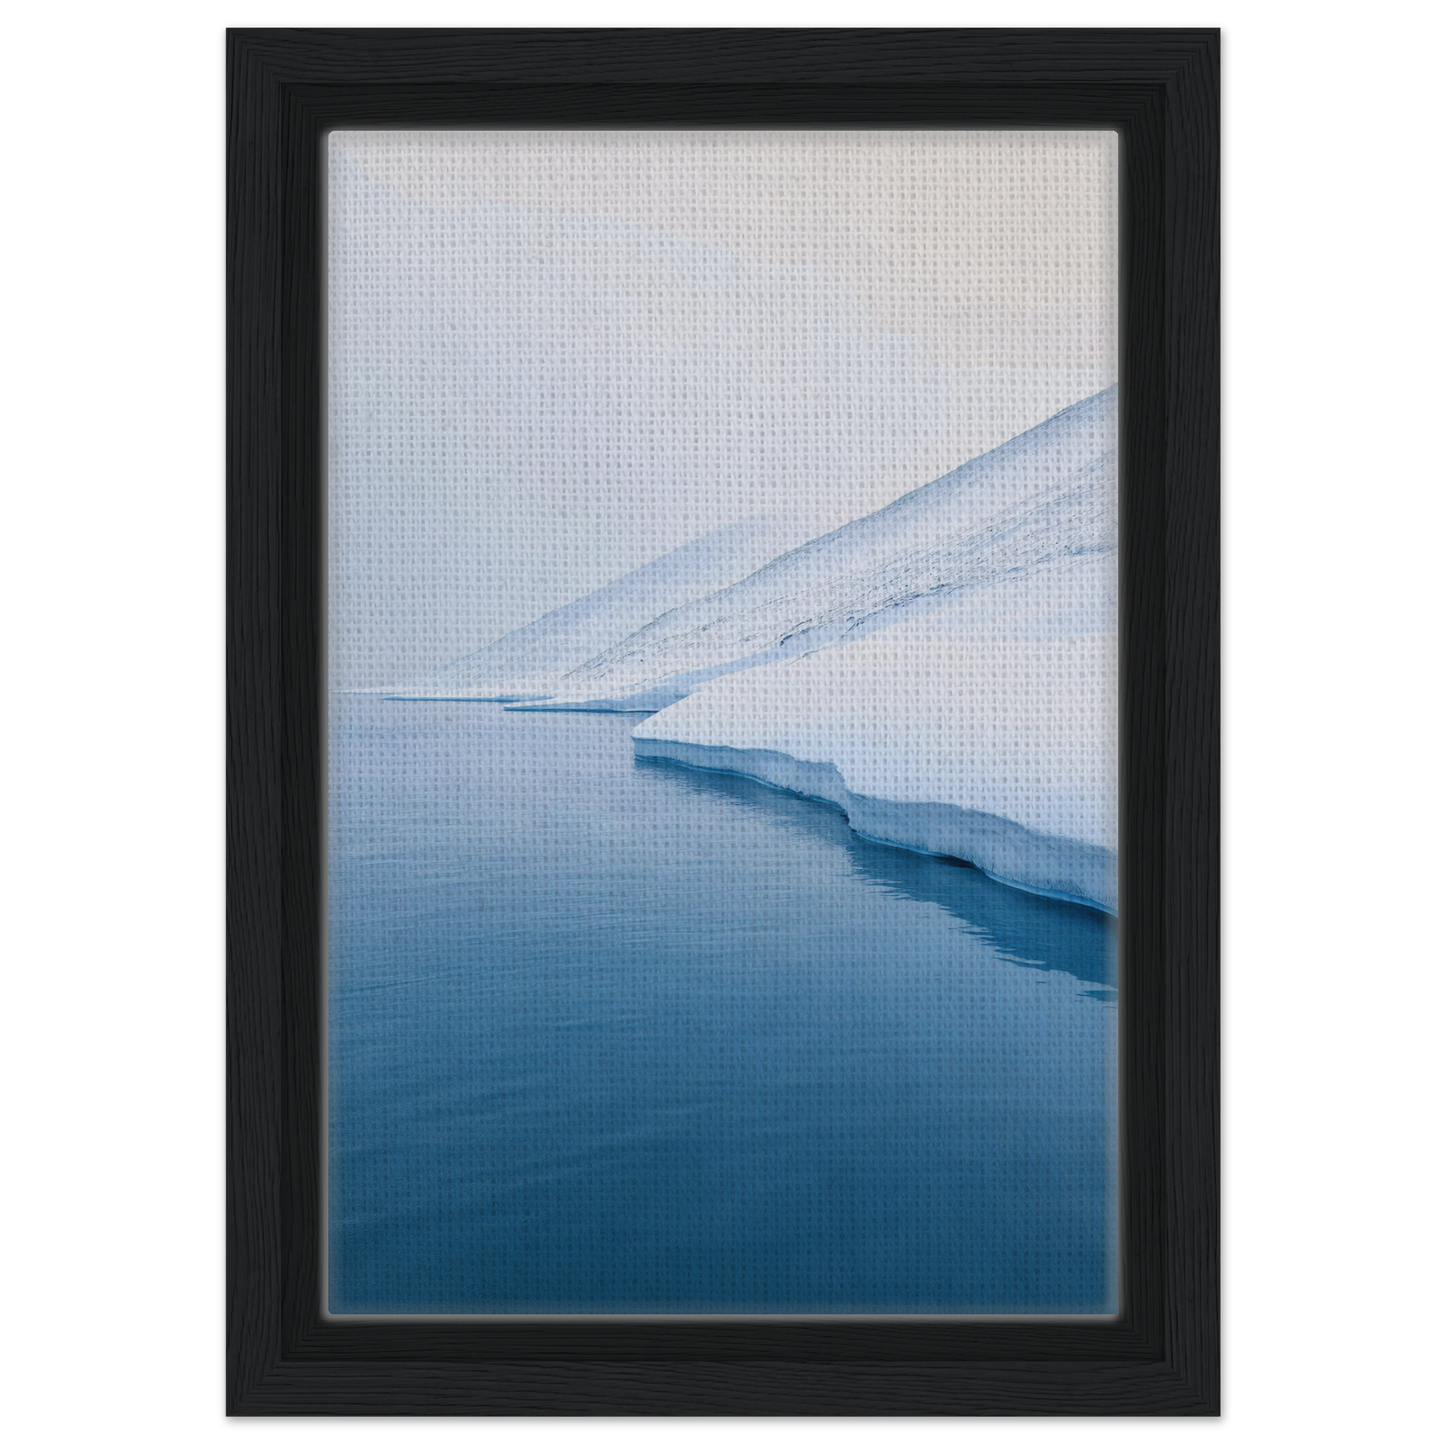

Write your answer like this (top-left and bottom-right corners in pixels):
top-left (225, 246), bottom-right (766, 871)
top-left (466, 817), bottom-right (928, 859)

top-left (632, 552), bottom-right (1117, 911)
top-left (387, 517), bottom-right (803, 700)
top-left (521, 385), bottom-right (1116, 711)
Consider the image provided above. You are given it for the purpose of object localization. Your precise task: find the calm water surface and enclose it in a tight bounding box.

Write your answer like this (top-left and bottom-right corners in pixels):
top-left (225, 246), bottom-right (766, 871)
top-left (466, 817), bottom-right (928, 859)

top-left (328, 695), bottom-right (1117, 1313)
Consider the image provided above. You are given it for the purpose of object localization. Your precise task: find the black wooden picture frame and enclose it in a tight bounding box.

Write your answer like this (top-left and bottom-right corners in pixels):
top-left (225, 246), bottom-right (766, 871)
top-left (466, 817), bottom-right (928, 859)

top-left (228, 27), bottom-right (1219, 1415)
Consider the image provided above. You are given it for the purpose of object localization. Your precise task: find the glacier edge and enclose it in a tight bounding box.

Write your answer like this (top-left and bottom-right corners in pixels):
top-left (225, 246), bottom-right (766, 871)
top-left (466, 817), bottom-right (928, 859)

top-left (632, 736), bottom-right (1118, 915)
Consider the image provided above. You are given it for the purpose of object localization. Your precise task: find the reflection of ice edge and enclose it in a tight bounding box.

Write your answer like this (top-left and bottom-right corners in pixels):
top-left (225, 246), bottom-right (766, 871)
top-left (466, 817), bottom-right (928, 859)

top-left (632, 737), bottom-right (1118, 916)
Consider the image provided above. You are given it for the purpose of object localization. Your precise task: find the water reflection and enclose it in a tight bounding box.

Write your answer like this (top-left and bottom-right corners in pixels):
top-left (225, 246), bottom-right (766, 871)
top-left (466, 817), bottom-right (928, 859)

top-left (636, 754), bottom-right (1117, 993)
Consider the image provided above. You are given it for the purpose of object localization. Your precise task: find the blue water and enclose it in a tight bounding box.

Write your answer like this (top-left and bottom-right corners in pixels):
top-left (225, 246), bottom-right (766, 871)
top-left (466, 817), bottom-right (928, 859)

top-left (328, 696), bottom-right (1117, 1314)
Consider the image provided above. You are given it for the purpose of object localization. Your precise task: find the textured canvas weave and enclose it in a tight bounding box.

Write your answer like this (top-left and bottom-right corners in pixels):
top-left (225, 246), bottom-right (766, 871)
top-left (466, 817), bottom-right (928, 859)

top-left (326, 131), bottom-right (1119, 1316)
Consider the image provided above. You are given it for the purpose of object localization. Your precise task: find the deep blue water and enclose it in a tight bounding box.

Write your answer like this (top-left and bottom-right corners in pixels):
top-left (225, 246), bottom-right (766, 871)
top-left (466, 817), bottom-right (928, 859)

top-left (327, 695), bottom-right (1117, 1314)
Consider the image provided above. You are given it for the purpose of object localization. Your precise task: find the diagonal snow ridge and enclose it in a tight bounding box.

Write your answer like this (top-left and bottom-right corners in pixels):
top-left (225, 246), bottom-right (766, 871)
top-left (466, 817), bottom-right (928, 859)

top-left (386, 516), bottom-right (806, 700)
top-left (537, 384), bottom-right (1117, 709)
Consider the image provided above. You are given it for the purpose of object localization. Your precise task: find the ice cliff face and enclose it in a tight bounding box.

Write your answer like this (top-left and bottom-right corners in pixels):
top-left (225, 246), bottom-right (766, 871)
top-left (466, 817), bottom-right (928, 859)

top-left (632, 553), bottom-right (1118, 909)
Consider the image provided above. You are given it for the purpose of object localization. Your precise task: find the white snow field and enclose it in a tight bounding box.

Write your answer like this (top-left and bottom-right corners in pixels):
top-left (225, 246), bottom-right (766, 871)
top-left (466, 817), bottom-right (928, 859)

top-left (386, 517), bottom-right (805, 701)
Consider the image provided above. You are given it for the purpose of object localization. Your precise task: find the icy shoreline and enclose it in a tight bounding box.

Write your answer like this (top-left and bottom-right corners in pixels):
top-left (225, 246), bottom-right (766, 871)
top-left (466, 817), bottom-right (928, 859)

top-left (633, 737), bottom-right (1117, 915)
top-left (379, 387), bottom-right (1119, 916)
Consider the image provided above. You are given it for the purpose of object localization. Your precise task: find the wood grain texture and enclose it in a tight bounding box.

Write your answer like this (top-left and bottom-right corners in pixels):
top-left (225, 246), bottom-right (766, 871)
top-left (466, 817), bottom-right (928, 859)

top-left (228, 27), bottom-right (1219, 1415)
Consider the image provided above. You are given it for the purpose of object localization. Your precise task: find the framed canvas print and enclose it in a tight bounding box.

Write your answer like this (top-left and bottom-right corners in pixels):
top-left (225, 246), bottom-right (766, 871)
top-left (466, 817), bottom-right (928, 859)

top-left (229, 28), bottom-right (1219, 1414)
